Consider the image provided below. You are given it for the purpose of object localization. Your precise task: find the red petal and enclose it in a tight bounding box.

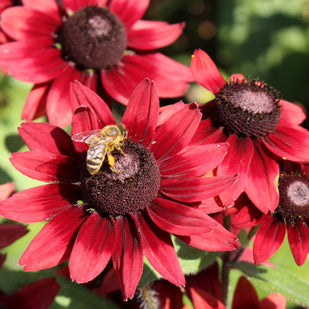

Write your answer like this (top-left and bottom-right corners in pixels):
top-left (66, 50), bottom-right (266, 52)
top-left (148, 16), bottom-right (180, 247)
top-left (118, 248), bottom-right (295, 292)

top-left (101, 53), bottom-right (192, 104)
top-left (178, 223), bottom-right (239, 251)
top-left (10, 151), bottom-right (80, 182)
top-left (232, 276), bottom-right (259, 309)
top-left (0, 39), bottom-right (67, 83)
top-left (159, 143), bottom-right (228, 178)
top-left (5, 277), bottom-right (60, 309)
top-left (122, 78), bottom-right (159, 146)
top-left (253, 216), bottom-right (286, 264)
top-left (260, 293), bottom-right (286, 309)
top-left (69, 214), bottom-right (116, 283)
top-left (1, 7), bottom-right (59, 40)
top-left (127, 20), bottom-right (184, 50)
top-left (109, 0), bottom-right (150, 28)
top-left (112, 216), bottom-right (143, 300)
top-left (20, 207), bottom-right (85, 271)
top-left (263, 125), bottom-right (309, 162)
top-left (0, 183), bottom-right (81, 222)
top-left (287, 221), bottom-right (309, 266)
top-left (22, 83), bottom-right (48, 121)
top-left (134, 212), bottom-right (185, 286)
top-left (19, 122), bottom-right (77, 157)
top-left (160, 175), bottom-right (237, 203)
top-left (147, 197), bottom-right (217, 235)
top-left (62, 0), bottom-right (99, 12)
top-left (190, 287), bottom-right (226, 309)
top-left (46, 65), bottom-right (82, 127)
top-left (150, 103), bottom-right (201, 161)
top-left (70, 81), bottom-right (116, 135)
top-left (190, 118), bottom-right (226, 145)
top-left (245, 143), bottom-right (280, 213)
top-left (217, 135), bottom-right (254, 205)
top-left (278, 99), bottom-right (306, 127)
top-left (0, 224), bottom-right (28, 249)
top-left (191, 49), bottom-right (225, 94)
top-left (23, 0), bottom-right (61, 16)
top-left (0, 182), bottom-right (15, 201)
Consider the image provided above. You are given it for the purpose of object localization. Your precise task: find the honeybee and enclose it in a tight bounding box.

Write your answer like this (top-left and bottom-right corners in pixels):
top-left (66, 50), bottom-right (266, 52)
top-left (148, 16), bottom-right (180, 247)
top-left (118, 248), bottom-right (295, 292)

top-left (72, 124), bottom-right (128, 175)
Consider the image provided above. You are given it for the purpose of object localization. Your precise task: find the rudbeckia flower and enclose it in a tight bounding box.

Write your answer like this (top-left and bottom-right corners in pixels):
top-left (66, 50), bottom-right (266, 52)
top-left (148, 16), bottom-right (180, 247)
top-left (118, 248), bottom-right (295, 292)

top-left (191, 49), bottom-right (309, 213)
top-left (253, 162), bottom-right (309, 266)
top-left (0, 79), bottom-right (238, 300)
top-left (0, 0), bottom-right (192, 126)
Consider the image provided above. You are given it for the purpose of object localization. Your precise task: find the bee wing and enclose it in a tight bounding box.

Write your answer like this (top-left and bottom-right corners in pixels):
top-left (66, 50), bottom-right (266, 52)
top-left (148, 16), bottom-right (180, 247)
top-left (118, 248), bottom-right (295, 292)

top-left (71, 129), bottom-right (102, 144)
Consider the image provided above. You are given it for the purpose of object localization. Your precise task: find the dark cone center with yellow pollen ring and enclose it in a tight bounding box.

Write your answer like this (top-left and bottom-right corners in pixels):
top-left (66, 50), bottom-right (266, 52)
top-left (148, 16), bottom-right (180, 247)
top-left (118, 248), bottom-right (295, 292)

top-left (80, 140), bottom-right (161, 217)
top-left (214, 80), bottom-right (281, 138)
top-left (56, 6), bottom-right (127, 70)
top-left (276, 173), bottom-right (309, 225)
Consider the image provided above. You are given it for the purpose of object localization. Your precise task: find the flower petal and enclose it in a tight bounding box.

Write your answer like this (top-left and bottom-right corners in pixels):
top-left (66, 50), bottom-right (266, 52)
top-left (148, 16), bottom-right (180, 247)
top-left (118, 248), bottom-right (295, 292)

top-left (159, 143), bottom-right (229, 178)
top-left (260, 293), bottom-right (286, 309)
top-left (160, 175), bottom-right (237, 203)
top-left (112, 216), bottom-right (143, 300)
top-left (18, 122), bottom-right (77, 156)
top-left (245, 143), bottom-right (280, 213)
top-left (178, 223), bottom-right (239, 251)
top-left (5, 277), bottom-right (60, 309)
top-left (109, 0), bottom-right (150, 28)
top-left (190, 287), bottom-right (225, 309)
top-left (263, 125), bottom-right (309, 162)
top-left (62, 0), bottom-right (99, 12)
top-left (70, 81), bottom-right (116, 135)
top-left (101, 53), bottom-right (192, 104)
top-left (0, 224), bottom-right (28, 249)
top-left (287, 221), bottom-right (309, 266)
top-left (10, 151), bottom-right (80, 182)
top-left (232, 276), bottom-right (260, 309)
top-left (278, 100), bottom-right (306, 127)
top-left (122, 78), bottom-right (159, 146)
top-left (253, 215), bottom-right (286, 264)
top-left (69, 214), bottom-right (116, 283)
top-left (150, 103), bottom-right (201, 161)
top-left (134, 212), bottom-right (185, 286)
top-left (147, 197), bottom-right (217, 235)
top-left (1, 7), bottom-right (59, 40)
top-left (191, 49), bottom-right (225, 94)
top-left (0, 184), bottom-right (81, 223)
top-left (127, 20), bottom-right (184, 50)
top-left (23, 0), bottom-right (60, 15)
top-left (46, 65), bottom-right (82, 127)
top-left (217, 135), bottom-right (254, 206)
top-left (0, 39), bottom-right (67, 83)
top-left (22, 83), bottom-right (49, 121)
top-left (20, 207), bottom-right (85, 271)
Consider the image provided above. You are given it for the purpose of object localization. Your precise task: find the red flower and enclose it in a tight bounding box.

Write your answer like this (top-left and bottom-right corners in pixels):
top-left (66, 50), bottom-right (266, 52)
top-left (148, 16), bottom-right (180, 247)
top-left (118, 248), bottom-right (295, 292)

top-left (0, 277), bottom-right (60, 309)
top-left (191, 49), bottom-right (309, 213)
top-left (0, 0), bottom-right (192, 127)
top-left (0, 182), bottom-right (28, 267)
top-left (0, 79), bottom-right (238, 300)
top-left (189, 275), bottom-right (285, 309)
top-left (252, 162), bottom-right (309, 266)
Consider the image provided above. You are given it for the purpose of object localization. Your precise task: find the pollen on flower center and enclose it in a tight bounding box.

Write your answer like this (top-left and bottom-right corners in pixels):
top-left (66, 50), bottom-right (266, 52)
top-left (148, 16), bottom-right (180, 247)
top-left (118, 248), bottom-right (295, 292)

top-left (214, 80), bottom-right (281, 138)
top-left (56, 6), bottom-right (127, 70)
top-left (276, 174), bottom-right (309, 224)
top-left (80, 140), bottom-right (161, 217)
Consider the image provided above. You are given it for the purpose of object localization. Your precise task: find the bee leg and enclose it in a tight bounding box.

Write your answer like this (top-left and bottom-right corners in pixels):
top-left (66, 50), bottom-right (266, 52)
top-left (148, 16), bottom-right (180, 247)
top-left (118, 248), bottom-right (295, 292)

top-left (107, 151), bottom-right (119, 174)
top-left (115, 144), bottom-right (126, 156)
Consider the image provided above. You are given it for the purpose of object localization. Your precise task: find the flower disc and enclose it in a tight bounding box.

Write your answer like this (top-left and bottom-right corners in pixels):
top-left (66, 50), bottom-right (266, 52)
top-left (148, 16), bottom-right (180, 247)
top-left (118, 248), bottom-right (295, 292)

top-left (80, 140), bottom-right (161, 217)
top-left (56, 6), bottom-right (127, 70)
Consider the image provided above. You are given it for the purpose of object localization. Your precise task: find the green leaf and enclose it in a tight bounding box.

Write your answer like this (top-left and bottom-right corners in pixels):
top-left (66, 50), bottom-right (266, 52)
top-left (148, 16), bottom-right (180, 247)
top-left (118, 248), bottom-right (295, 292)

top-left (234, 261), bottom-right (309, 307)
top-left (139, 237), bottom-right (219, 287)
top-left (0, 269), bottom-right (118, 309)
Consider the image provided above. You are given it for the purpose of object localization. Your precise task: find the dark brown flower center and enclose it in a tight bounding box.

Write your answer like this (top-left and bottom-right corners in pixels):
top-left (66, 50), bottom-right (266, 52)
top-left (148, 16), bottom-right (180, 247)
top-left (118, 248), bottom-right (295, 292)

top-left (56, 6), bottom-right (127, 70)
top-left (80, 140), bottom-right (161, 217)
top-left (214, 80), bottom-right (281, 138)
top-left (276, 173), bottom-right (309, 225)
